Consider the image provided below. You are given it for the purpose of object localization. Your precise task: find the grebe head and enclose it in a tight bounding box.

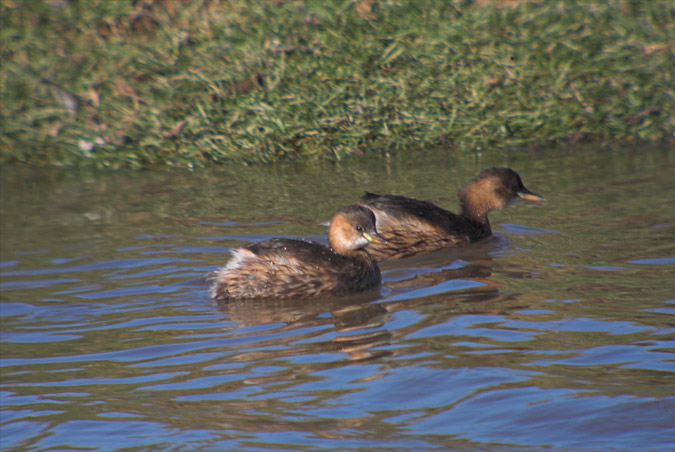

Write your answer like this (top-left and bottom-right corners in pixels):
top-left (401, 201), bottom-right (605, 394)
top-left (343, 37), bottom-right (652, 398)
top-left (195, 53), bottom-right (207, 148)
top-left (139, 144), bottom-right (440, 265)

top-left (328, 205), bottom-right (386, 255)
top-left (459, 168), bottom-right (545, 221)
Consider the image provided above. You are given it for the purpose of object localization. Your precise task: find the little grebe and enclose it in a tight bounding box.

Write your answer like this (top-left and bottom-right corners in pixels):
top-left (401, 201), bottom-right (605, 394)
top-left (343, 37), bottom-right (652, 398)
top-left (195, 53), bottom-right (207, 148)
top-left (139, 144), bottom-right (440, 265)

top-left (210, 205), bottom-right (386, 300)
top-left (359, 167), bottom-right (545, 261)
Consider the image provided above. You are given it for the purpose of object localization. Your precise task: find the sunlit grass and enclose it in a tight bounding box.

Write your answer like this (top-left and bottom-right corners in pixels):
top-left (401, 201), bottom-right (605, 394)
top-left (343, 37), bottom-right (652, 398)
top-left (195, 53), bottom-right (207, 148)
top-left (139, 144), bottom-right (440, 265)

top-left (1, 0), bottom-right (673, 167)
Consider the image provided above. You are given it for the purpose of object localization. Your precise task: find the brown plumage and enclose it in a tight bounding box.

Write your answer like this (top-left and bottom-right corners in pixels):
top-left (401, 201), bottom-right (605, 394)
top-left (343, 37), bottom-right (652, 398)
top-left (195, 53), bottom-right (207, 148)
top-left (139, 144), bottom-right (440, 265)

top-left (210, 205), bottom-right (386, 300)
top-left (359, 167), bottom-right (545, 261)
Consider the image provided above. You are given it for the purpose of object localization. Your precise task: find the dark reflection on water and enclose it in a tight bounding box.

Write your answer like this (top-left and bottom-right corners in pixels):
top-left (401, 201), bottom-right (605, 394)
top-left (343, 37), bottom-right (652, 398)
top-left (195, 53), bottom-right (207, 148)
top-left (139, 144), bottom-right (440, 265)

top-left (1, 144), bottom-right (674, 451)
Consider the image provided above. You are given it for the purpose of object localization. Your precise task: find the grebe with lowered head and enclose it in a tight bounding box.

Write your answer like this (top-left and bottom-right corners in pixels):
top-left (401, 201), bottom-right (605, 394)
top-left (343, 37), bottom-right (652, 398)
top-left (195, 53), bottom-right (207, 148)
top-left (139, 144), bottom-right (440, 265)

top-left (210, 205), bottom-right (386, 300)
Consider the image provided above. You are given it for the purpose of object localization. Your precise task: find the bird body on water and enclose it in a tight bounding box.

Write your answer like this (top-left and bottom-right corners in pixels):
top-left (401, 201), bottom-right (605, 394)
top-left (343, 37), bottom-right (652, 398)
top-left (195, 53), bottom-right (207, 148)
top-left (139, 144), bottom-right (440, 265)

top-left (210, 205), bottom-right (385, 300)
top-left (360, 167), bottom-right (545, 261)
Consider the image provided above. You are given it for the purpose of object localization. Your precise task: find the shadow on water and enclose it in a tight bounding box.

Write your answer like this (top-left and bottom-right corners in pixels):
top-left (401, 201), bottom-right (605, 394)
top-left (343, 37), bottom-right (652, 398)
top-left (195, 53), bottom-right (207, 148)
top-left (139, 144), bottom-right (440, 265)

top-left (1, 143), bottom-right (675, 451)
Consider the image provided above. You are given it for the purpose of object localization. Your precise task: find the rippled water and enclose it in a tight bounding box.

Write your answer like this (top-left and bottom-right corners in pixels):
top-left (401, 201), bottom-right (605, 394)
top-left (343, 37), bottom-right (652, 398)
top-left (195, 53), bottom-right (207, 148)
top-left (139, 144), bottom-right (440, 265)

top-left (2, 145), bottom-right (674, 451)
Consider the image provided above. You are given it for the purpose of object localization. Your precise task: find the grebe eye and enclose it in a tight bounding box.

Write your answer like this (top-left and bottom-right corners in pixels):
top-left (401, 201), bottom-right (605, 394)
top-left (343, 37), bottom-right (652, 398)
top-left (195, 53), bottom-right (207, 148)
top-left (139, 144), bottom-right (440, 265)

top-left (356, 225), bottom-right (363, 232)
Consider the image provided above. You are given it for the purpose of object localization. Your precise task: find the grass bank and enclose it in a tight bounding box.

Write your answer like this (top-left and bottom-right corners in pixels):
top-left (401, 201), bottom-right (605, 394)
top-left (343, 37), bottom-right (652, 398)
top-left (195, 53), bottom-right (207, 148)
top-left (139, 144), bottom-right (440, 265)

top-left (1, 0), bottom-right (673, 167)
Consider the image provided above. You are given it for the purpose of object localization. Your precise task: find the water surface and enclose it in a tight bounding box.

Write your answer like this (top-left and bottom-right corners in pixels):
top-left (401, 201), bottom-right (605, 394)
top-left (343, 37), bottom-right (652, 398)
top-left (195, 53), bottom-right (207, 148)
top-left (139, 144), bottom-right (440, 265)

top-left (1, 144), bottom-right (674, 451)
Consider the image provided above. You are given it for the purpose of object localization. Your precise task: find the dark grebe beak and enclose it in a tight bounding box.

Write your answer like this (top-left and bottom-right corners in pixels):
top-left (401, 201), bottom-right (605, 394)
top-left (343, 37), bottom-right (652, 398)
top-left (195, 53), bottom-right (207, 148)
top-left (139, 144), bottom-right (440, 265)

top-left (518, 187), bottom-right (545, 202)
top-left (362, 231), bottom-right (387, 245)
